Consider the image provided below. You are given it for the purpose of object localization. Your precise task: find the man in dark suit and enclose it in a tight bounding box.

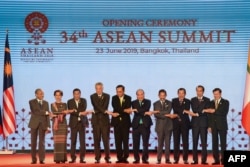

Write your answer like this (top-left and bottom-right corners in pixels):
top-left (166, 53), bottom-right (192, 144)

top-left (154, 89), bottom-right (175, 164)
top-left (186, 85), bottom-right (210, 165)
top-left (172, 88), bottom-right (191, 164)
top-left (90, 82), bottom-right (111, 163)
top-left (67, 88), bottom-right (89, 163)
top-left (28, 88), bottom-right (50, 164)
top-left (111, 85), bottom-right (132, 163)
top-left (131, 89), bottom-right (152, 164)
top-left (205, 88), bottom-right (229, 165)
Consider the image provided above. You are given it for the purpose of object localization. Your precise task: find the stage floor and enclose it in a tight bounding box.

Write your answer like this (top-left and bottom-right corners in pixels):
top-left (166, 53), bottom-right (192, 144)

top-left (0, 152), bottom-right (223, 167)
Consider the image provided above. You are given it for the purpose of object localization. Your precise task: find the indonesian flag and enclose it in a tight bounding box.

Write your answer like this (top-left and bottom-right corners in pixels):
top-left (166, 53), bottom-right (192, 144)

top-left (242, 45), bottom-right (250, 135)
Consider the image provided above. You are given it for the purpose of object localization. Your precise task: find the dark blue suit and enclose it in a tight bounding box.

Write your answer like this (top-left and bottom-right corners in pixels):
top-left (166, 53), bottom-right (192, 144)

top-left (191, 96), bottom-right (210, 163)
top-left (131, 99), bottom-right (152, 162)
top-left (172, 98), bottom-right (190, 162)
top-left (208, 98), bottom-right (229, 163)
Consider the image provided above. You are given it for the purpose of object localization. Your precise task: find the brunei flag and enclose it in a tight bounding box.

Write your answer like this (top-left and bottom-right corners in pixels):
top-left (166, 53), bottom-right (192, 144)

top-left (242, 45), bottom-right (250, 135)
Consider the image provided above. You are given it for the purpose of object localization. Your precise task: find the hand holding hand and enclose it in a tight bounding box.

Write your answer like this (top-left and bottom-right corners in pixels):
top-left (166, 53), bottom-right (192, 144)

top-left (80, 111), bottom-right (91, 116)
top-left (144, 111), bottom-right (153, 116)
top-left (112, 113), bottom-right (120, 117)
top-left (132, 108), bottom-right (138, 113)
top-left (203, 109), bottom-right (215, 113)
top-left (105, 110), bottom-right (113, 115)
top-left (153, 110), bottom-right (160, 114)
top-left (48, 112), bottom-right (57, 118)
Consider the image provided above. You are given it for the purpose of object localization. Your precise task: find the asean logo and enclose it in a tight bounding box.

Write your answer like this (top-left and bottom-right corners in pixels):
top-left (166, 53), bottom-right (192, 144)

top-left (25, 12), bottom-right (49, 45)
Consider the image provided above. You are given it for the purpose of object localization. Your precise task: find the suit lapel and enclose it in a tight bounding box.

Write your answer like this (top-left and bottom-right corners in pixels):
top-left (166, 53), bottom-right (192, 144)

top-left (217, 99), bottom-right (223, 109)
top-left (73, 99), bottom-right (78, 109)
top-left (158, 100), bottom-right (162, 110)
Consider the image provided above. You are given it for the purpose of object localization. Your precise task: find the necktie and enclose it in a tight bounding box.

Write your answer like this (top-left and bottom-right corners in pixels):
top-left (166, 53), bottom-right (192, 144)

top-left (98, 95), bottom-right (102, 101)
top-left (139, 101), bottom-right (143, 124)
top-left (76, 101), bottom-right (78, 108)
top-left (161, 101), bottom-right (164, 110)
top-left (120, 97), bottom-right (123, 106)
top-left (39, 100), bottom-right (42, 107)
top-left (215, 100), bottom-right (219, 109)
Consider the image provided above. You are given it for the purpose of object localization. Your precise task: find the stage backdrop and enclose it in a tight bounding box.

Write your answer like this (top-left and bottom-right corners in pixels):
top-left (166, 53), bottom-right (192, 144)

top-left (0, 0), bottom-right (249, 151)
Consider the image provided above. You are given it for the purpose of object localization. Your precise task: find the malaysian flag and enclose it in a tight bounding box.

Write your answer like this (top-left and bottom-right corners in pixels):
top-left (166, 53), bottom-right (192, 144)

top-left (2, 32), bottom-right (16, 138)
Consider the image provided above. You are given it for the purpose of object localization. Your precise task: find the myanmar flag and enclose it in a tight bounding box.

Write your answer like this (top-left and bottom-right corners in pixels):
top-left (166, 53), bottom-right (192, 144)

top-left (242, 45), bottom-right (250, 135)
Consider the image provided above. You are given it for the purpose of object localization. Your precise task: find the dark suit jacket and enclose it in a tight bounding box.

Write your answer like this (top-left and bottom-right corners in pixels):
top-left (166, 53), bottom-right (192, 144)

top-left (28, 99), bottom-right (50, 130)
top-left (208, 98), bottom-right (229, 130)
top-left (111, 94), bottom-right (132, 127)
top-left (90, 93), bottom-right (110, 126)
top-left (67, 98), bottom-right (88, 128)
top-left (172, 98), bottom-right (191, 129)
top-left (131, 99), bottom-right (152, 129)
top-left (154, 99), bottom-right (173, 132)
top-left (190, 96), bottom-right (210, 128)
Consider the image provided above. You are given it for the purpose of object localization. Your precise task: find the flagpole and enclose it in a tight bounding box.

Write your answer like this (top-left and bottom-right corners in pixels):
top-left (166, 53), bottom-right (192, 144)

top-left (249, 136), bottom-right (250, 151)
top-left (0, 30), bottom-right (15, 155)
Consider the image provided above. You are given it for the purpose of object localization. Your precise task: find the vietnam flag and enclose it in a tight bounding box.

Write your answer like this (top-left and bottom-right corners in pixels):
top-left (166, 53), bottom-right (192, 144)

top-left (242, 45), bottom-right (250, 135)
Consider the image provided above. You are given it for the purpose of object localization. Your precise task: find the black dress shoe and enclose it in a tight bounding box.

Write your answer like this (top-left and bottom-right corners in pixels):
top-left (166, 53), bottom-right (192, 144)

top-left (105, 160), bottom-right (111, 163)
top-left (184, 161), bottom-right (189, 164)
top-left (80, 160), bottom-right (86, 163)
top-left (95, 160), bottom-right (100, 164)
top-left (133, 160), bottom-right (140, 164)
top-left (191, 161), bottom-right (198, 164)
top-left (123, 160), bottom-right (129, 163)
top-left (156, 161), bottom-right (161, 164)
top-left (39, 161), bottom-right (45, 164)
top-left (202, 162), bottom-right (208, 165)
top-left (31, 161), bottom-right (36, 164)
top-left (116, 160), bottom-right (123, 163)
top-left (212, 162), bottom-right (220, 165)
top-left (69, 160), bottom-right (76, 163)
top-left (55, 161), bottom-right (60, 164)
top-left (142, 160), bottom-right (149, 164)
top-left (165, 161), bottom-right (172, 164)
top-left (173, 161), bottom-right (178, 164)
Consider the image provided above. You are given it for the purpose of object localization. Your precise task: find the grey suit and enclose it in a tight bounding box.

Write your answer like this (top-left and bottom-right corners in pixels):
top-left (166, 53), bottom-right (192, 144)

top-left (28, 98), bottom-right (50, 163)
top-left (154, 100), bottom-right (172, 162)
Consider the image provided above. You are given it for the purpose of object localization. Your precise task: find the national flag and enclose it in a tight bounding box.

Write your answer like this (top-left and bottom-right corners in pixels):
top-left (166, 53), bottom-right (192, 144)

top-left (242, 44), bottom-right (250, 135)
top-left (2, 32), bottom-right (16, 138)
top-left (0, 105), bottom-right (3, 135)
